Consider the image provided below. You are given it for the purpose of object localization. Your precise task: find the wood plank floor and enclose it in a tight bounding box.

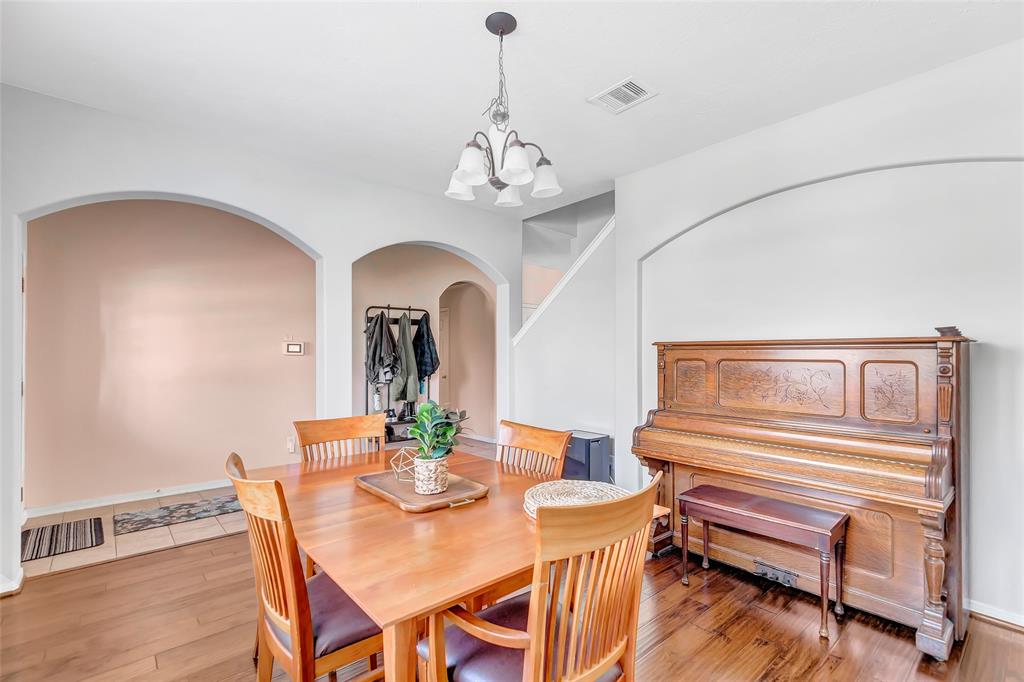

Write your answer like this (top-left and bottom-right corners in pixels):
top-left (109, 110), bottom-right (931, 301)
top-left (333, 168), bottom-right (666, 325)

top-left (1, 533), bottom-right (1020, 681)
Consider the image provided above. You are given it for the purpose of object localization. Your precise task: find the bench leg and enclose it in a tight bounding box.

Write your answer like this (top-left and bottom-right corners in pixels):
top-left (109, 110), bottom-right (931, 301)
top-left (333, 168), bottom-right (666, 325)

top-left (819, 551), bottom-right (831, 638)
top-left (680, 505), bottom-right (689, 586)
top-left (834, 539), bottom-right (845, 617)
top-left (701, 520), bottom-right (711, 570)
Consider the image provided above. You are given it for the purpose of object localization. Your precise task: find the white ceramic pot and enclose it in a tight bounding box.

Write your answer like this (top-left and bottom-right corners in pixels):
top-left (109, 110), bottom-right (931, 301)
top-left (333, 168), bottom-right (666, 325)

top-left (414, 457), bottom-right (450, 495)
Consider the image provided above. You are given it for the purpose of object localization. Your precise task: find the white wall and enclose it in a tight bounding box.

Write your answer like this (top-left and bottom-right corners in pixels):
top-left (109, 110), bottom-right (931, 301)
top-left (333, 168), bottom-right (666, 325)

top-left (615, 40), bottom-right (1024, 624)
top-left (0, 86), bottom-right (522, 592)
top-left (514, 229), bottom-right (616, 439)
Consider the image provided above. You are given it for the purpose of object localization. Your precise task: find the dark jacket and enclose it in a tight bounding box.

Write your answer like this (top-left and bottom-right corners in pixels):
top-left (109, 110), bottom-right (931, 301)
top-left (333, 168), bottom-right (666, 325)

top-left (365, 311), bottom-right (397, 384)
top-left (412, 312), bottom-right (440, 379)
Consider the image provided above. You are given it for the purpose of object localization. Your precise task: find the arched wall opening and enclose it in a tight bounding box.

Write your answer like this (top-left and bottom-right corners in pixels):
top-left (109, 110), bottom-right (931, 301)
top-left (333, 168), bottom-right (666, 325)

top-left (632, 159), bottom-right (1023, 618)
top-left (22, 197), bottom-right (320, 511)
top-left (439, 281), bottom-right (496, 440)
top-left (352, 243), bottom-right (500, 441)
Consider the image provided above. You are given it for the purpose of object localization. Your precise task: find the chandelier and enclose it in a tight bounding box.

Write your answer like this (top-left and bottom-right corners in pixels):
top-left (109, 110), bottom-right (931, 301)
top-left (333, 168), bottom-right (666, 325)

top-left (445, 12), bottom-right (562, 207)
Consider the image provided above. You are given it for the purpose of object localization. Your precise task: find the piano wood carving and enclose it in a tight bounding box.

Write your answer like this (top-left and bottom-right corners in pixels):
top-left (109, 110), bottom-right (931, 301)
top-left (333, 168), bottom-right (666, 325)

top-left (632, 329), bottom-right (971, 660)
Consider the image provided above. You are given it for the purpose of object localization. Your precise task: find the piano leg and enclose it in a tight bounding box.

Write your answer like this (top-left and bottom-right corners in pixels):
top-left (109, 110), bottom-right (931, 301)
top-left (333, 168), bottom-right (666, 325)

top-left (701, 520), bottom-right (710, 569)
top-left (834, 539), bottom-right (846, 617)
top-left (818, 551), bottom-right (831, 638)
top-left (917, 509), bottom-right (954, 660)
top-left (679, 503), bottom-right (689, 586)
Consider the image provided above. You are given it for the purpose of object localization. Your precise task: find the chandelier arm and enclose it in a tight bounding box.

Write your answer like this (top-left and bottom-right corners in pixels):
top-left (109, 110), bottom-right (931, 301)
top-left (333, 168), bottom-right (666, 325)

top-left (521, 141), bottom-right (547, 160)
top-left (472, 131), bottom-right (496, 176)
top-left (499, 129), bottom-right (521, 169)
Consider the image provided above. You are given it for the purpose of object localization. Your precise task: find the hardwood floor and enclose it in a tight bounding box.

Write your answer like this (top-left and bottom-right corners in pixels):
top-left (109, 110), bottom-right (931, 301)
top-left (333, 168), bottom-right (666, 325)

top-left (2, 535), bottom-right (1021, 680)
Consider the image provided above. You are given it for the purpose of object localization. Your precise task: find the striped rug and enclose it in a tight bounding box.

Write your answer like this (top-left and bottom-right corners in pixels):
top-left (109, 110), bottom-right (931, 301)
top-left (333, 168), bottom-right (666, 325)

top-left (21, 518), bottom-right (104, 562)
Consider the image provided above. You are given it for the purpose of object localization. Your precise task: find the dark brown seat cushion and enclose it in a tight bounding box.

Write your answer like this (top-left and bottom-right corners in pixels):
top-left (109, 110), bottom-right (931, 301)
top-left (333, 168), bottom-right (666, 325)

top-left (415, 592), bottom-right (623, 682)
top-left (269, 571), bottom-right (381, 658)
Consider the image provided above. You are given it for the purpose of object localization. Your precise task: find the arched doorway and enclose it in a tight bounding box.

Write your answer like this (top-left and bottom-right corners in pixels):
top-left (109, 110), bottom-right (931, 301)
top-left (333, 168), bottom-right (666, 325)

top-left (352, 244), bottom-right (498, 443)
top-left (23, 199), bottom-right (317, 512)
top-left (438, 281), bottom-right (496, 440)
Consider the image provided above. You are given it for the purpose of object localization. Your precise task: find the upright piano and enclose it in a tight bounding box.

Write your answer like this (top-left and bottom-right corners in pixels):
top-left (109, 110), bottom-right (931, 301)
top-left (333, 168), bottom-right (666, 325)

top-left (632, 329), bottom-right (970, 660)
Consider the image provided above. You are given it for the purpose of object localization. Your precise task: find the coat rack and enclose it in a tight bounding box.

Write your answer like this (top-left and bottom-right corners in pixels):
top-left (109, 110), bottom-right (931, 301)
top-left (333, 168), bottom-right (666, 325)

top-left (364, 304), bottom-right (433, 442)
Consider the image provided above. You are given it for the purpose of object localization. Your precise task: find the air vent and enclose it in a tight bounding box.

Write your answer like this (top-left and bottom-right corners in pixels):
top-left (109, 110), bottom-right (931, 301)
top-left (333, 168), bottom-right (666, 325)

top-left (587, 78), bottom-right (657, 114)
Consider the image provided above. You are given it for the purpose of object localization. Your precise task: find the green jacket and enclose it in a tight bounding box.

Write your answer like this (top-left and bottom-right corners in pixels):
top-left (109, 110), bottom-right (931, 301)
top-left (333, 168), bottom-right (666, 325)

top-left (391, 313), bottom-right (419, 403)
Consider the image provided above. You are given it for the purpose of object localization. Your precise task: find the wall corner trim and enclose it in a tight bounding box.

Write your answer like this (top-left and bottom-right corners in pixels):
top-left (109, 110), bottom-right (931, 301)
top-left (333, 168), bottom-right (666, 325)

top-left (513, 216), bottom-right (615, 346)
top-left (0, 568), bottom-right (25, 597)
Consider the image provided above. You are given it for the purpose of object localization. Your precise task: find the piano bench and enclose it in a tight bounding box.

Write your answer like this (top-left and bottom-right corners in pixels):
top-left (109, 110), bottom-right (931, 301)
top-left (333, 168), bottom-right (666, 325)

top-left (677, 484), bottom-right (849, 639)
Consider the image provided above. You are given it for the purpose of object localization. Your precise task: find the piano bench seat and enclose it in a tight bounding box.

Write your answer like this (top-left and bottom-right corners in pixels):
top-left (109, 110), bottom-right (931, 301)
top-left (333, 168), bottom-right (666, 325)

top-left (677, 484), bottom-right (849, 639)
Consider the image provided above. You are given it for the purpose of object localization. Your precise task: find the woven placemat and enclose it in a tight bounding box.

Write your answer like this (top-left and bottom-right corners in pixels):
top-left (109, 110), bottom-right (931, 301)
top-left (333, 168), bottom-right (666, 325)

top-left (523, 480), bottom-right (629, 519)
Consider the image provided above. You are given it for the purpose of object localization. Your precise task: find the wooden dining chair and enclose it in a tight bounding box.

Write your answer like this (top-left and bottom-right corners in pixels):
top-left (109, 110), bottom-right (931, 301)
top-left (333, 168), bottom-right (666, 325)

top-left (420, 471), bottom-right (663, 682)
top-left (293, 414), bottom-right (386, 462)
top-left (496, 420), bottom-right (573, 478)
top-left (292, 414), bottom-right (386, 575)
top-left (225, 453), bottom-right (384, 682)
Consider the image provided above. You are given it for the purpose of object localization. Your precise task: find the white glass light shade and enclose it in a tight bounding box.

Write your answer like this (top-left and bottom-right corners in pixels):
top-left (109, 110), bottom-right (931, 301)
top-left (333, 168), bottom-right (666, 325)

top-left (444, 172), bottom-right (475, 201)
top-left (453, 143), bottom-right (488, 186)
top-left (531, 161), bottom-right (562, 198)
top-left (498, 142), bottom-right (534, 186)
top-left (494, 184), bottom-right (523, 208)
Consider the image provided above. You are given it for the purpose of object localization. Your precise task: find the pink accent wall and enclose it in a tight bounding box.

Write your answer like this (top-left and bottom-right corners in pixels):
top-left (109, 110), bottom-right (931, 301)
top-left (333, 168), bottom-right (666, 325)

top-left (352, 244), bottom-right (496, 438)
top-left (25, 200), bottom-right (316, 508)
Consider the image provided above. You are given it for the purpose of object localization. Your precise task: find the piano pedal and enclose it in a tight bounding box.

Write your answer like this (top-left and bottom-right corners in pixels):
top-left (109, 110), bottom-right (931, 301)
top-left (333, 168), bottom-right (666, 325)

top-left (753, 559), bottom-right (799, 589)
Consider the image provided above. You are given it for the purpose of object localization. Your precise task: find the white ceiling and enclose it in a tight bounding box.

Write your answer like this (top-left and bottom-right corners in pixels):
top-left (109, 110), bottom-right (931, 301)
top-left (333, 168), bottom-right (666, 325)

top-left (3, 2), bottom-right (1021, 218)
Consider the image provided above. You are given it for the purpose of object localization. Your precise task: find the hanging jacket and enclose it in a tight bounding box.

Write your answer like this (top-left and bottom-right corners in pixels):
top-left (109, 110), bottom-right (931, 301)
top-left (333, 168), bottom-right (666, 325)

top-left (391, 313), bottom-right (419, 402)
top-left (412, 312), bottom-right (440, 380)
top-left (365, 311), bottom-right (398, 384)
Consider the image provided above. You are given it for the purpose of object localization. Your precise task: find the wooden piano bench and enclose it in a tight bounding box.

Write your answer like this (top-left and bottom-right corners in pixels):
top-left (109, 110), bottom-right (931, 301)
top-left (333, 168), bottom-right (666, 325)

top-left (677, 485), bottom-right (849, 639)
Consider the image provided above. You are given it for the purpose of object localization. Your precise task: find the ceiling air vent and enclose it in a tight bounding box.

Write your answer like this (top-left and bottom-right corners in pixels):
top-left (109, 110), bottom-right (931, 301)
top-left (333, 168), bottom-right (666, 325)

top-left (587, 78), bottom-right (657, 114)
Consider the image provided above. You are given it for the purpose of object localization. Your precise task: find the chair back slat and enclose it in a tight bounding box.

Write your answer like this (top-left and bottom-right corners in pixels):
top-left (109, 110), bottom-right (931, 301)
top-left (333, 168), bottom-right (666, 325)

top-left (496, 421), bottom-right (572, 478)
top-left (225, 453), bottom-right (314, 670)
top-left (293, 414), bottom-right (386, 462)
top-left (525, 471), bottom-right (662, 682)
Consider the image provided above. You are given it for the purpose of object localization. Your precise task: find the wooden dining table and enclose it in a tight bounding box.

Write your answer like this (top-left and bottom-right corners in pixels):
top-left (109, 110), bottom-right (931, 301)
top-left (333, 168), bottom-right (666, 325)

top-left (250, 450), bottom-right (553, 682)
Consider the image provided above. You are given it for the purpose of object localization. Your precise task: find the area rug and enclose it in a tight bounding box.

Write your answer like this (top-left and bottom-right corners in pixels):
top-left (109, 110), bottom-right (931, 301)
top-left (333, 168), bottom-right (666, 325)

top-left (114, 495), bottom-right (241, 535)
top-left (21, 518), bottom-right (104, 561)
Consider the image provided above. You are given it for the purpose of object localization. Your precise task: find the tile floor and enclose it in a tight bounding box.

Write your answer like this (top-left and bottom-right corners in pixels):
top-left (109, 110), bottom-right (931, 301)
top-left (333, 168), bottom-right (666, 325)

top-left (20, 438), bottom-right (497, 579)
top-left (20, 489), bottom-right (244, 579)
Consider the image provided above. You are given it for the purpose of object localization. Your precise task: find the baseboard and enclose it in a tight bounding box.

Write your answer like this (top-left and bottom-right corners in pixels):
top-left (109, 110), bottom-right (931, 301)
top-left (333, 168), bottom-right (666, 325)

top-left (0, 568), bottom-right (24, 598)
top-left (462, 434), bottom-right (497, 444)
top-left (25, 478), bottom-right (232, 518)
top-left (968, 599), bottom-right (1024, 630)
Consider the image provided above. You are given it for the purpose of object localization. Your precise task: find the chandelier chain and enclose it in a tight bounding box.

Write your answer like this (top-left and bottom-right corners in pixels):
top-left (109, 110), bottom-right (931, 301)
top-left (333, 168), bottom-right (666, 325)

top-left (482, 32), bottom-right (510, 130)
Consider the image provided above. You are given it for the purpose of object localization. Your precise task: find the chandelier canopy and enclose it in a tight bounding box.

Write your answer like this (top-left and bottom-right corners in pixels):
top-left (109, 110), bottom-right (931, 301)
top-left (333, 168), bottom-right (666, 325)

top-left (445, 12), bottom-right (562, 207)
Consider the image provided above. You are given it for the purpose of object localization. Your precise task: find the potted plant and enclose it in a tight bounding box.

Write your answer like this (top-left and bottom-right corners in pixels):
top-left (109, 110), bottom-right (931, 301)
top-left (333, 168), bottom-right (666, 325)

top-left (407, 401), bottom-right (467, 495)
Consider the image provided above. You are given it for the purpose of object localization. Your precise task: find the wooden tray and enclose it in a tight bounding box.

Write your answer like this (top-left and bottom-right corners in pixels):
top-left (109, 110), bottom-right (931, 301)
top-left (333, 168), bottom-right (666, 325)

top-left (354, 471), bottom-right (489, 513)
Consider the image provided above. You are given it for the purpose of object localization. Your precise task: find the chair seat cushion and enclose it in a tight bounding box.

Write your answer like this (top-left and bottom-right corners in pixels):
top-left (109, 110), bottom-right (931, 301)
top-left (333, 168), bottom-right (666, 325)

top-left (269, 571), bottom-right (381, 658)
top-left (416, 592), bottom-right (623, 682)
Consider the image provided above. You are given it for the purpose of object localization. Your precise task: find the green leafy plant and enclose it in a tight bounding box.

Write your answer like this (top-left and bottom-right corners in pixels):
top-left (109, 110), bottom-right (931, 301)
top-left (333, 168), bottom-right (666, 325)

top-left (407, 401), bottom-right (467, 460)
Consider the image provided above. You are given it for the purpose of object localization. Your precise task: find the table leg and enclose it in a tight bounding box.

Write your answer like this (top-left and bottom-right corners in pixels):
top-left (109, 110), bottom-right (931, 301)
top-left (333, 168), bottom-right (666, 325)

top-left (834, 539), bottom-right (846, 617)
top-left (680, 502), bottom-right (689, 586)
top-left (701, 519), bottom-right (710, 570)
top-left (383, 619), bottom-right (417, 682)
top-left (818, 551), bottom-right (831, 638)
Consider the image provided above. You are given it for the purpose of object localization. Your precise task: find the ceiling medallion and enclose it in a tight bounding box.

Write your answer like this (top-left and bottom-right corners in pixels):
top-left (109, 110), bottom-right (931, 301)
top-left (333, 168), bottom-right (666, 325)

top-left (445, 12), bottom-right (562, 207)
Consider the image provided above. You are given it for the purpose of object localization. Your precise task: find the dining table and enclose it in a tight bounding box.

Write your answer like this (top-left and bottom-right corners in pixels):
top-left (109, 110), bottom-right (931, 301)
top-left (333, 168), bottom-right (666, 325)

top-left (250, 450), bottom-right (554, 682)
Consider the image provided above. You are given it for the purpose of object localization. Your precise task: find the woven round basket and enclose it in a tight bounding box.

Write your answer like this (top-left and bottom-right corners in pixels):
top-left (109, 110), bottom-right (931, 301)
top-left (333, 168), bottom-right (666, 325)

top-left (523, 480), bottom-right (629, 519)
